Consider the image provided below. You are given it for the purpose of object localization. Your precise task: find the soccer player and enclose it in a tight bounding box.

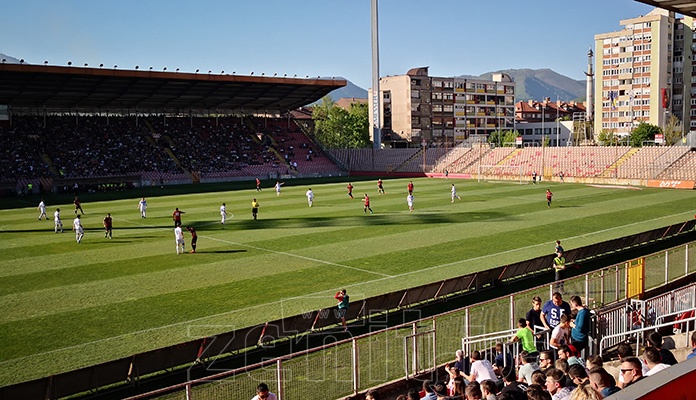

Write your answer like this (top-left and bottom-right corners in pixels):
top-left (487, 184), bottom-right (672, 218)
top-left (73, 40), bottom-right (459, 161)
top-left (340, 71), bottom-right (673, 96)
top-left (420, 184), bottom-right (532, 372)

top-left (138, 198), bottom-right (147, 218)
top-left (306, 188), bottom-right (314, 207)
top-left (554, 240), bottom-right (564, 257)
top-left (220, 203), bottom-right (228, 225)
top-left (274, 181), bottom-right (284, 196)
top-left (546, 189), bottom-right (553, 208)
top-left (172, 207), bottom-right (185, 227)
top-left (251, 198), bottom-right (260, 220)
top-left (334, 289), bottom-right (350, 331)
top-left (377, 179), bottom-right (385, 194)
top-left (174, 225), bottom-right (185, 254)
top-left (407, 181), bottom-right (414, 195)
top-left (72, 214), bottom-right (84, 243)
top-left (451, 184), bottom-right (461, 202)
top-left (37, 199), bottom-right (47, 220)
top-left (103, 213), bottom-right (113, 239)
top-left (407, 193), bottom-right (414, 212)
top-left (255, 177), bottom-right (262, 191)
top-left (186, 226), bottom-right (198, 253)
top-left (54, 208), bottom-right (63, 233)
top-left (74, 196), bottom-right (85, 215)
top-left (346, 183), bottom-right (354, 199)
top-left (363, 194), bottom-right (373, 214)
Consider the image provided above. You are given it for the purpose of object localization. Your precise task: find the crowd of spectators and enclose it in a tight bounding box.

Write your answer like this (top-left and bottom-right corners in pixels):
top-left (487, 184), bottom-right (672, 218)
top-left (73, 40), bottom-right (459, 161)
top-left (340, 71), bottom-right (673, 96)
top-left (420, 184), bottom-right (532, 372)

top-left (390, 291), bottom-right (689, 400)
top-left (1, 114), bottom-right (332, 185)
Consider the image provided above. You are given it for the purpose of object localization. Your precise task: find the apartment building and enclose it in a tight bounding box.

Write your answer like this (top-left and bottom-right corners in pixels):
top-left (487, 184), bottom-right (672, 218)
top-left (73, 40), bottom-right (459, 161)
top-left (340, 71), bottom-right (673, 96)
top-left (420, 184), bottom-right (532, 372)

top-left (594, 8), bottom-right (674, 139)
top-left (368, 67), bottom-right (515, 146)
top-left (672, 15), bottom-right (695, 130)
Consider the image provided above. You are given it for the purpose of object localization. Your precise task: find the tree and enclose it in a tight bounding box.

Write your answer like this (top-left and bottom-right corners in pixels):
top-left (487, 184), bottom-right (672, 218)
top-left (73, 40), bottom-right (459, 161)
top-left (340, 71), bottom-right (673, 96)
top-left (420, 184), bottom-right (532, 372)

top-left (598, 129), bottom-right (619, 146)
top-left (487, 130), bottom-right (518, 146)
top-left (663, 114), bottom-right (683, 145)
top-left (312, 97), bottom-right (371, 148)
top-left (630, 122), bottom-right (661, 147)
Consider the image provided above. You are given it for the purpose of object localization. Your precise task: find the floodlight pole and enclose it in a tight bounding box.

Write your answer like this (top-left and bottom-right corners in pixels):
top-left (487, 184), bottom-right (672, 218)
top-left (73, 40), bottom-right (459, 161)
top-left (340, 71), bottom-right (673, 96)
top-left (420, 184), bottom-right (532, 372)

top-left (371, 0), bottom-right (381, 149)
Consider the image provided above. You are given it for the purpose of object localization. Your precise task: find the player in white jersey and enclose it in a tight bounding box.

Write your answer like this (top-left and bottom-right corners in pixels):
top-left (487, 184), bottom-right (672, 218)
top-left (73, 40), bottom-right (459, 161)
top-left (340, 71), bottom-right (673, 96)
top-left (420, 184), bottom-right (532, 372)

top-left (306, 188), bottom-right (314, 207)
top-left (37, 199), bottom-right (47, 220)
top-left (73, 214), bottom-right (84, 243)
top-left (220, 203), bottom-right (228, 225)
top-left (138, 198), bottom-right (147, 218)
top-left (174, 225), bottom-right (185, 254)
top-left (274, 181), bottom-right (284, 196)
top-left (451, 184), bottom-right (461, 202)
top-left (54, 208), bottom-right (63, 233)
top-left (407, 193), bottom-right (414, 212)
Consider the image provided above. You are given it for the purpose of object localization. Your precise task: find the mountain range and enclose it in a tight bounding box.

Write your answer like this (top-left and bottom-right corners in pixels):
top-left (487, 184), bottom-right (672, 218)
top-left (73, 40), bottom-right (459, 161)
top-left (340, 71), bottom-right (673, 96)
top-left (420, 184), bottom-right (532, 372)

top-left (328, 68), bottom-right (587, 103)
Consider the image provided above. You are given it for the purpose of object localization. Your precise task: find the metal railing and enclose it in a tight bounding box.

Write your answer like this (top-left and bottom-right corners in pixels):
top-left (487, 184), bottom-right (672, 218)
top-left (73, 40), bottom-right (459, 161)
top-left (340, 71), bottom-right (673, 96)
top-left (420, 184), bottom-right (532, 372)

top-left (599, 311), bottom-right (696, 357)
top-left (126, 240), bottom-right (696, 400)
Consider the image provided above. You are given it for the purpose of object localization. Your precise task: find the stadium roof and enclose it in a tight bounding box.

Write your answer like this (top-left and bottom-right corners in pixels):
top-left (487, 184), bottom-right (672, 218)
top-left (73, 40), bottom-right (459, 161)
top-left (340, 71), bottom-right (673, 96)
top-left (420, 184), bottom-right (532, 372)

top-left (634, 0), bottom-right (696, 18)
top-left (0, 63), bottom-right (346, 113)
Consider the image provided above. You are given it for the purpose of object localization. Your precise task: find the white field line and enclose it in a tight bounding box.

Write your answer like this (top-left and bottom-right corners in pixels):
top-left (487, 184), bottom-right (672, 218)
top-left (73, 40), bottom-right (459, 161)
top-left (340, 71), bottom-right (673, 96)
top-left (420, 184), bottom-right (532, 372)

top-left (1, 211), bottom-right (691, 366)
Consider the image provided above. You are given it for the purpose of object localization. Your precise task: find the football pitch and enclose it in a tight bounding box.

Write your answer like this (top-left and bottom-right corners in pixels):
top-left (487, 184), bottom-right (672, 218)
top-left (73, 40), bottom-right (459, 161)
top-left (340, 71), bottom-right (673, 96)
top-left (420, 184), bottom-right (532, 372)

top-left (1, 177), bottom-right (695, 387)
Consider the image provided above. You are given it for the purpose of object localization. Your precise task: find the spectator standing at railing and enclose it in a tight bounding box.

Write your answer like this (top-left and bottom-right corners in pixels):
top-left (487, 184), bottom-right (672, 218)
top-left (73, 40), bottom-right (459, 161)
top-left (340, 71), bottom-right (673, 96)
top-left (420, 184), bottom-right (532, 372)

top-left (510, 318), bottom-right (538, 356)
top-left (541, 292), bottom-right (571, 331)
top-left (526, 296), bottom-right (546, 350)
top-left (646, 331), bottom-right (677, 365)
top-left (569, 296), bottom-right (590, 353)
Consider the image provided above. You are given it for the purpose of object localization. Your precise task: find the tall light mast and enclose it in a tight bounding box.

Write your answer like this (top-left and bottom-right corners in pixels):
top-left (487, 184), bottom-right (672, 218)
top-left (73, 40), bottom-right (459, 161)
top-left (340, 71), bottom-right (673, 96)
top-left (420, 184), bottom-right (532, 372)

top-left (585, 47), bottom-right (594, 122)
top-left (371, 0), bottom-right (381, 149)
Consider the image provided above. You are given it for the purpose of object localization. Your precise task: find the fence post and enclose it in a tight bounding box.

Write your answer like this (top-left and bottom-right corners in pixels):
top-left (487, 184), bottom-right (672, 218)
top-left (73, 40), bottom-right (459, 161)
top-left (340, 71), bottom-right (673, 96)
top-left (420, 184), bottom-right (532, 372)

top-left (600, 270), bottom-right (605, 306)
top-left (509, 295), bottom-right (515, 331)
top-left (185, 383), bottom-right (192, 400)
top-left (585, 274), bottom-right (590, 304)
top-left (277, 359), bottom-right (283, 400)
top-left (464, 308), bottom-right (470, 355)
top-left (615, 265), bottom-right (620, 302)
top-left (412, 322), bottom-right (418, 377)
top-left (665, 250), bottom-right (669, 284)
top-left (432, 317), bottom-right (437, 371)
top-left (686, 243), bottom-right (689, 277)
top-left (352, 337), bottom-right (359, 395)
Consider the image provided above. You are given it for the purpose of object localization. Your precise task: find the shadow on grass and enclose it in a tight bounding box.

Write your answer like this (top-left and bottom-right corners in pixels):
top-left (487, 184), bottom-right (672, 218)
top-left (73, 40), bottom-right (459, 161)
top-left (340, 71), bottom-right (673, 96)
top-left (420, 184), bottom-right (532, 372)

top-left (232, 211), bottom-right (507, 229)
top-left (201, 250), bottom-right (247, 254)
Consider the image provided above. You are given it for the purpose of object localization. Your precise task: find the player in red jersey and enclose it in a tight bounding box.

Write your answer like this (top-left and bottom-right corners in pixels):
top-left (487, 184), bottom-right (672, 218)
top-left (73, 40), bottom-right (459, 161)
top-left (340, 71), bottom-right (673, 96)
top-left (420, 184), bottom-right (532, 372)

top-left (172, 207), bottom-right (186, 227)
top-left (363, 194), bottom-right (373, 214)
top-left (103, 213), bottom-right (113, 239)
top-left (255, 177), bottom-right (262, 191)
top-left (377, 179), bottom-right (385, 194)
top-left (74, 196), bottom-right (85, 215)
top-left (347, 183), bottom-right (354, 199)
top-left (407, 181), bottom-right (414, 195)
top-left (546, 189), bottom-right (553, 208)
top-left (186, 226), bottom-right (198, 253)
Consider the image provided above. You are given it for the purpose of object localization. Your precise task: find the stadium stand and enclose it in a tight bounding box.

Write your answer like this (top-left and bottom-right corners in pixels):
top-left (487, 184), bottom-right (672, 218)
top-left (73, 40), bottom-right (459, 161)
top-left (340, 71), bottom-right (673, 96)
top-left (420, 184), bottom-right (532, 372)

top-left (656, 149), bottom-right (696, 180)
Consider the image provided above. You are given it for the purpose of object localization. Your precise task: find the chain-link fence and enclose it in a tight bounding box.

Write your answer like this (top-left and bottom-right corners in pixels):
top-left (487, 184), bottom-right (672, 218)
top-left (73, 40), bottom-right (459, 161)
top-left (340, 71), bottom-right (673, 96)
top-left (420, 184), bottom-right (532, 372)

top-left (138, 241), bottom-right (695, 400)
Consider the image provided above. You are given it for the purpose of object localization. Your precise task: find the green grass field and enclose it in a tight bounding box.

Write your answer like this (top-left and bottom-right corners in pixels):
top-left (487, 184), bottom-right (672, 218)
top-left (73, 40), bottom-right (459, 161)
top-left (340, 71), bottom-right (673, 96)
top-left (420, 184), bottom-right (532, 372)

top-left (0, 177), bottom-right (694, 387)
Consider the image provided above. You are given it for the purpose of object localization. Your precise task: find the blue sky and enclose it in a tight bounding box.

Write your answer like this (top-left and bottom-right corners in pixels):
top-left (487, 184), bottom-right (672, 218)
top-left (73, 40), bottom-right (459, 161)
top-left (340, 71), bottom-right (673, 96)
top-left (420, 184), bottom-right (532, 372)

top-left (1, 0), bottom-right (656, 89)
